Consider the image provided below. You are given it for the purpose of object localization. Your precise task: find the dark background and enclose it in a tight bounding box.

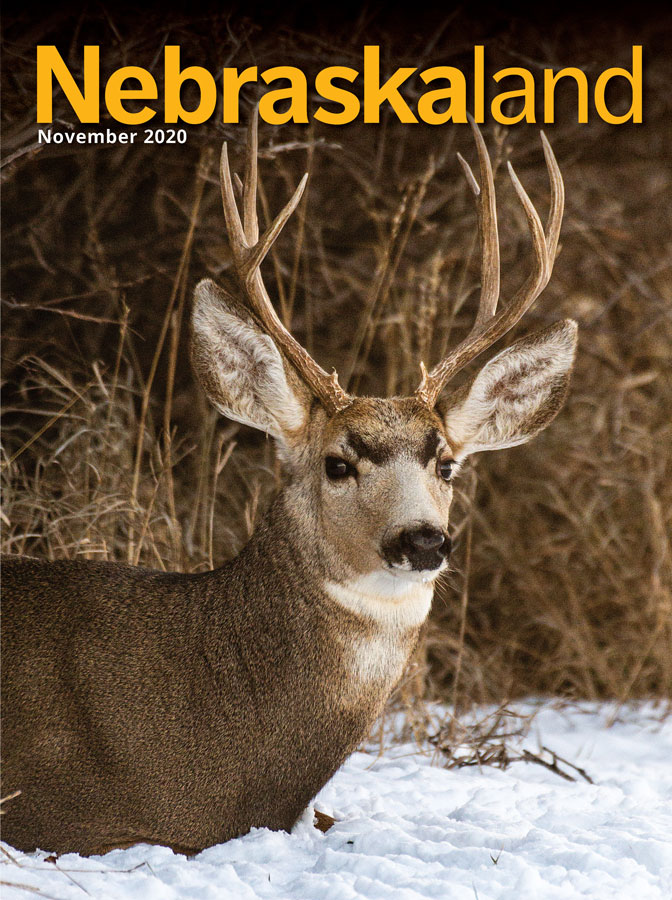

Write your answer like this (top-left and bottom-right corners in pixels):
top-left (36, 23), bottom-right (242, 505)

top-left (2, 3), bottom-right (671, 706)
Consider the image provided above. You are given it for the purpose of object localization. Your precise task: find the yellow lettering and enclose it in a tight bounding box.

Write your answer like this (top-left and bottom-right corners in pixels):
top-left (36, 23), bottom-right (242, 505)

top-left (417, 66), bottom-right (467, 124)
top-left (222, 67), bottom-right (258, 123)
top-left (363, 45), bottom-right (417, 123)
top-left (474, 45), bottom-right (485, 123)
top-left (544, 67), bottom-right (588, 124)
top-left (37, 45), bottom-right (99, 123)
top-left (164, 46), bottom-right (216, 124)
top-left (594, 45), bottom-right (642, 124)
top-left (314, 66), bottom-right (360, 124)
top-left (491, 67), bottom-right (536, 124)
top-left (105, 66), bottom-right (157, 125)
top-left (259, 66), bottom-right (308, 124)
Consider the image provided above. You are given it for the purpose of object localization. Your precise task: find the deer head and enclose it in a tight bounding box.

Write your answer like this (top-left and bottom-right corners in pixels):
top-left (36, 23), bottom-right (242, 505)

top-left (190, 112), bottom-right (577, 618)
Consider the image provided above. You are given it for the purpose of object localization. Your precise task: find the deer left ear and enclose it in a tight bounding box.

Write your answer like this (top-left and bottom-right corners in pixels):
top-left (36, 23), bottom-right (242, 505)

top-left (440, 319), bottom-right (578, 457)
top-left (190, 279), bottom-right (313, 445)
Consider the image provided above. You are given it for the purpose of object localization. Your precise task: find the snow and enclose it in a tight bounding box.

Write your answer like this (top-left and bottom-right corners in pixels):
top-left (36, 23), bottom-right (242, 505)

top-left (2, 701), bottom-right (671, 900)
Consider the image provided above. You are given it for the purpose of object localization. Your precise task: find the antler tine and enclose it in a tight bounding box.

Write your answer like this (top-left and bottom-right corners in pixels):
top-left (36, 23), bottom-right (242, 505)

top-left (220, 141), bottom-right (247, 251)
top-left (415, 129), bottom-right (564, 409)
top-left (244, 174), bottom-right (308, 283)
top-left (243, 108), bottom-right (259, 244)
top-left (220, 125), bottom-right (309, 281)
top-left (219, 115), bottom-right (350, 416)
top-left (540, 131), bottom-right (564, 262)
top-left (457, 115), bottom-right (501, 330)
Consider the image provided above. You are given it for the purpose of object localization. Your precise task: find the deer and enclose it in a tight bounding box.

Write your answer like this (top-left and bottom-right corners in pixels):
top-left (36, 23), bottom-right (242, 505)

top-left (1, 112), bottom-right (577, 856)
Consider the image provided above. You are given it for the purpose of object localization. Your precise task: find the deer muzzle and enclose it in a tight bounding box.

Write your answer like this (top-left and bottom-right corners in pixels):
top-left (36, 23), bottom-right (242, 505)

top-left (382, 524), bottom-right (452, 573)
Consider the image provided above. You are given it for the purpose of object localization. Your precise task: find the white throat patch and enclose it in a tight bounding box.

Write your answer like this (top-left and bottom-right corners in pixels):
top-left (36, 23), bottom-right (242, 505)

top-left (348, 632), bottom-right (408, 685)
top-left (325, 569), bottom-right (434, 629)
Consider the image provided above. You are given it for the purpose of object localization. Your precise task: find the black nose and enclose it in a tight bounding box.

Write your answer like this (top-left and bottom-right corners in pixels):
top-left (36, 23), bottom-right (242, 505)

top-left (383, 525), bottom-right (451, 572)
top-left (403, 527), bottom-right (446, 552)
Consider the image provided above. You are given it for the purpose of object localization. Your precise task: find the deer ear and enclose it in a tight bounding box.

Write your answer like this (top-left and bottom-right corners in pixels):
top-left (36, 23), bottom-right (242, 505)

top-left (441, 319), bottom-right (578, 457)
top-left (190, 279), bottom-right (312, 442)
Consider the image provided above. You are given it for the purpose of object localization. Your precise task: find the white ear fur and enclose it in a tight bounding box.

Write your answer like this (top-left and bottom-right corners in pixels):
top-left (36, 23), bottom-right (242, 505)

top-left (190, 279), bottom-right (310, 441)
top-left (442, 319), bottom-right (578, 457)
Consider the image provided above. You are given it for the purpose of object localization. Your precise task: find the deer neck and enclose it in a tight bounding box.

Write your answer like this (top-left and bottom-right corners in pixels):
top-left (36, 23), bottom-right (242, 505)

top-left (244, 488), bottom-right (434, 628)
top-left (207, 495), bottom-right (421, 717)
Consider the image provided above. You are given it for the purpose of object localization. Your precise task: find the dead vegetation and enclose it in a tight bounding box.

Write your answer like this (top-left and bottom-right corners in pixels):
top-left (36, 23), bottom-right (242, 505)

top-left (2, 6), bottom-right (671, 720)
top-left (428, 705), bottom-right (595, 783)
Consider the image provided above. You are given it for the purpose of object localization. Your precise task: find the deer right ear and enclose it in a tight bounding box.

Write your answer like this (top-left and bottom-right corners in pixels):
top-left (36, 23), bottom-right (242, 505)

top-left (440, 319), bottom-right (578, 458)
top-left (190, 279), bottom-right (312, 442)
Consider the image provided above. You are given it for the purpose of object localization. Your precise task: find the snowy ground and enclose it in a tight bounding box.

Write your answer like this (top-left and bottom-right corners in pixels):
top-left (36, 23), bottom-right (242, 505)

top-left (2, 701), bottom-right (671, 900)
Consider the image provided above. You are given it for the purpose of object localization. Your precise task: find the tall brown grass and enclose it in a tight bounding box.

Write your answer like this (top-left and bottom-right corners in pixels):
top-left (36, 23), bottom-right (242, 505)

top-left (2, 7), bottom-right (671, 714)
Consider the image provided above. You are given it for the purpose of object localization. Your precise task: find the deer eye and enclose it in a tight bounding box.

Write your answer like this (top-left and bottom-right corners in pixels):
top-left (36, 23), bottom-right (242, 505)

top-left (437, 458), bottom-right (455, 482)
top-left (325, 456), bottom-right (356, 480)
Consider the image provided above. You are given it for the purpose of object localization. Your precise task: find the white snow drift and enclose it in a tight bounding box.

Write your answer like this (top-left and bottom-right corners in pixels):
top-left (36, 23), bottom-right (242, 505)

top-left (2, 701), bottom-right (671, 900)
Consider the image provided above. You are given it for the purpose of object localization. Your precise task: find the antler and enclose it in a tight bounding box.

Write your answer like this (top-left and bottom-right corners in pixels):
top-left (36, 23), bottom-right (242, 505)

top-left (220, 109), bottom-right (351, 415)
top-left (415, 117), bottom-right (565, 408)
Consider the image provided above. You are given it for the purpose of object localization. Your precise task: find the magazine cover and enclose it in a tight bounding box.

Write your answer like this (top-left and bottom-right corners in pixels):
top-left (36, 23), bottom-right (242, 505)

top-left (2, 2), bottom-right (671, 896)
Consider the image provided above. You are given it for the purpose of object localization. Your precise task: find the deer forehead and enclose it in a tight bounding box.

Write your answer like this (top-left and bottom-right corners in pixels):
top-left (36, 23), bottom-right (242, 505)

top-left (320, 397), bottom-right (452, 465)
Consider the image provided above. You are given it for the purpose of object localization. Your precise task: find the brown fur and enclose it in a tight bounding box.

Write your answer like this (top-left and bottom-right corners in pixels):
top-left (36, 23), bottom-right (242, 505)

top-left (1, 494), bottom-right (419, 854)
top-left (1, 397), bottom-right (446, 855)
top-left (1, 282), bottom-right (576, 856)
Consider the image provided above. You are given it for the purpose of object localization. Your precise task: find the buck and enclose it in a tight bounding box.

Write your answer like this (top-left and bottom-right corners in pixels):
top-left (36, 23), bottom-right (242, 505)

top-left (2, 114), bottom-right (577, 855)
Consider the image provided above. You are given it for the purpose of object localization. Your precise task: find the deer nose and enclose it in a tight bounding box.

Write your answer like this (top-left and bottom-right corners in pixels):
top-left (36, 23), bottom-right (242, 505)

top-left (382, 525), bottom-right (451, 572)
top-left (402, 527), bottom-right (446, 552)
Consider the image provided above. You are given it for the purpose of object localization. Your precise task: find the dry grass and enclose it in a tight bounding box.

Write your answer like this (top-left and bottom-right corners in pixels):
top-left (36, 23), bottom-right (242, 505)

top-left (427, 705), bottom-right (595, 783)
top-left (2, 6), bottom-right (671, 718)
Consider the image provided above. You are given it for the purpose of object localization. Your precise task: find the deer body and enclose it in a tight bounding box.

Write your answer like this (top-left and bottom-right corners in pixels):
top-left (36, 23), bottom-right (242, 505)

top-left (2, 116), bottom-right (578, 855)
top-left (2, 490), bottom-right (424, 854)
